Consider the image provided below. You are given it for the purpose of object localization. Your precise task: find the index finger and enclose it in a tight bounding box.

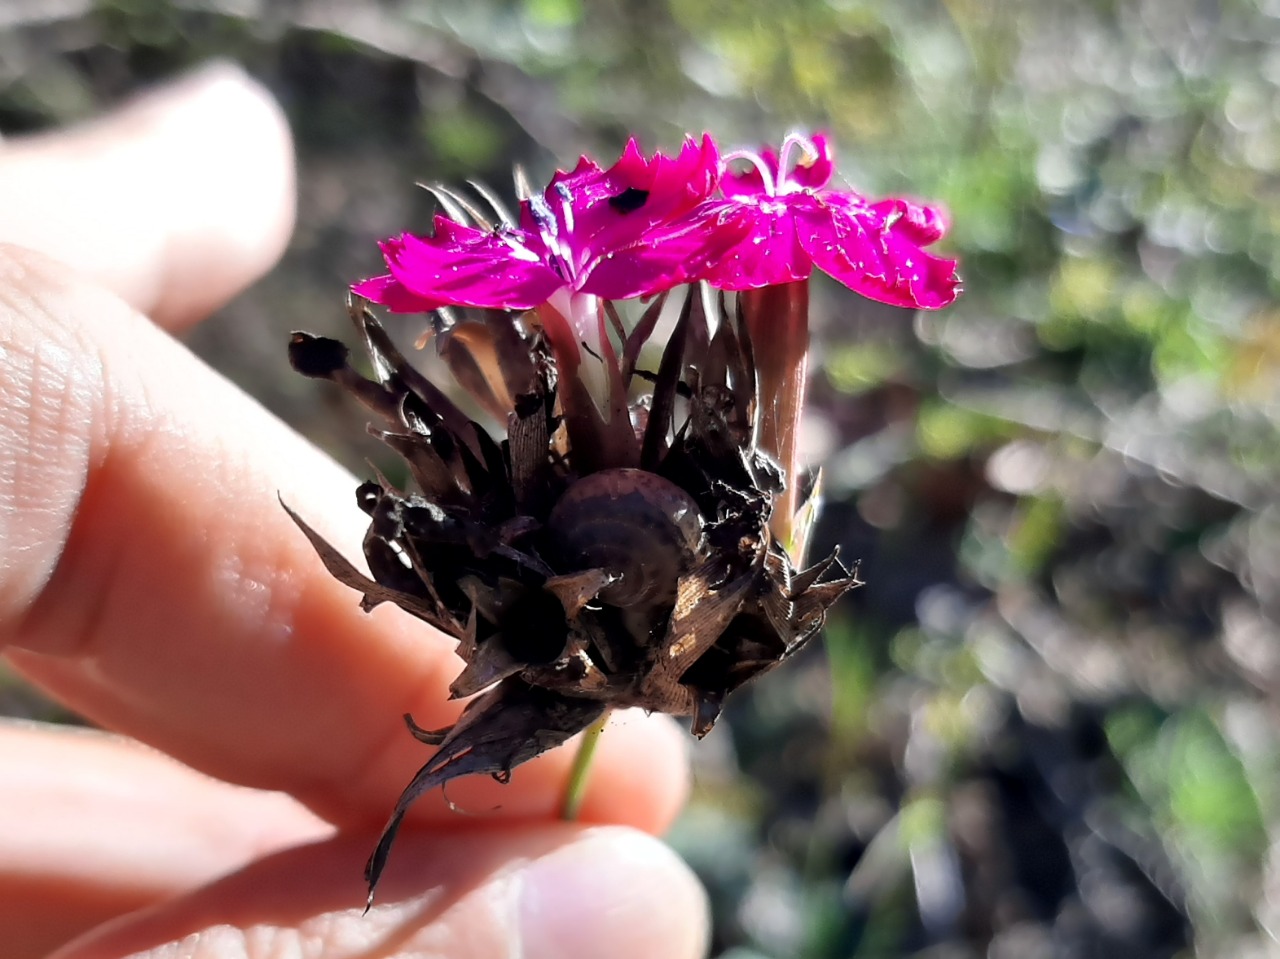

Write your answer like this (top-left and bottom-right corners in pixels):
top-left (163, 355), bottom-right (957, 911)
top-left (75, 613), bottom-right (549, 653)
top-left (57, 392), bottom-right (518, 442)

top-left (0, 245), bottom-right (688, 834)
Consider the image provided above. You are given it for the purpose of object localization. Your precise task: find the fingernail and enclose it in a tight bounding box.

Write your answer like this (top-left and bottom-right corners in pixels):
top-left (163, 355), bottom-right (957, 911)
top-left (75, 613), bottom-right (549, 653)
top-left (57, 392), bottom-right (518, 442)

top-left (518, 828), bottom-right (709, 959)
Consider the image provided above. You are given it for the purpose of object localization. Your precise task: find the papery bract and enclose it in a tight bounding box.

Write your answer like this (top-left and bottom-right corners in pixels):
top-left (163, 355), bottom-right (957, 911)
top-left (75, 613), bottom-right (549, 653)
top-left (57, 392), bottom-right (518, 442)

top-left (698, 133), bottom-right (961, 310)
top-left (352, 134), bottom-right (735, 313)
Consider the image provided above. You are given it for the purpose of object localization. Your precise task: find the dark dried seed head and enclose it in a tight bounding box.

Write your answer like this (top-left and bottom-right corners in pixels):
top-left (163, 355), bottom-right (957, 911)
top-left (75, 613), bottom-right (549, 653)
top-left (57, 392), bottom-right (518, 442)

top-left (286, 291), bottom-right (859, 905)
top-left (546, 468), bottom-right (703, 607)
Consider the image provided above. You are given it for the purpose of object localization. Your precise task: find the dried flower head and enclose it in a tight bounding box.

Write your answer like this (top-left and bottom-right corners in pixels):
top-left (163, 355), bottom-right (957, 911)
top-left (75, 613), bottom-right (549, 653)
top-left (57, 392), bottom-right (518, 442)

top-left (287, 132), bottom-right (957, 907)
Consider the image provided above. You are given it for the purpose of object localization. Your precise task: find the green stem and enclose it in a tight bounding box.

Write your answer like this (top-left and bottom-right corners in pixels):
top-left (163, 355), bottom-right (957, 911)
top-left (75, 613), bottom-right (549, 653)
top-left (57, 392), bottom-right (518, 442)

top-left (560, 710), bottom-right (611, 820)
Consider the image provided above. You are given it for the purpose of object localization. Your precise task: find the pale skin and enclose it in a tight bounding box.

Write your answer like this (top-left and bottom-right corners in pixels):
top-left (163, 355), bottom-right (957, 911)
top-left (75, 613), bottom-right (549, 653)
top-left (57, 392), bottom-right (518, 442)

top-left (0, 63), bottom-right (707, 959)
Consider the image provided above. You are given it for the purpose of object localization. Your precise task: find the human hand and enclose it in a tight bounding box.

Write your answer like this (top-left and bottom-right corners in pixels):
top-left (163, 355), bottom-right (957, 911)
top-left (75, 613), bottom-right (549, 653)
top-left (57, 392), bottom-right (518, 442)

top-left (0, 63), bottom-right (706, 959)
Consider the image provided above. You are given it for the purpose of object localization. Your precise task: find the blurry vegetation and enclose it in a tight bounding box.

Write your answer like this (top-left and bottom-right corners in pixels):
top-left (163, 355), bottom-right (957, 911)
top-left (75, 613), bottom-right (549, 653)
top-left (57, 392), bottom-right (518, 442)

top-left (5, 0), bottom-right (1280, 955)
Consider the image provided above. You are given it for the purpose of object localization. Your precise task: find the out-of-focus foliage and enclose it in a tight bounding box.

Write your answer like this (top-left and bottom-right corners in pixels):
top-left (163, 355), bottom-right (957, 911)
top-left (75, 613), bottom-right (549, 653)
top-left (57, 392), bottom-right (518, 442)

top-left (5, 0), bottom-right (1280, 955)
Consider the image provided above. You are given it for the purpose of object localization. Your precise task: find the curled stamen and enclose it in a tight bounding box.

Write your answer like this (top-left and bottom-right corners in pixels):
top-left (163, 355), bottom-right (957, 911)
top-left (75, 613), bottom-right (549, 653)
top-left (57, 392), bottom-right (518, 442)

top-left (776, 133), bottom-right (821, 193)
top-left (721, 148), bottom-right (777, 197)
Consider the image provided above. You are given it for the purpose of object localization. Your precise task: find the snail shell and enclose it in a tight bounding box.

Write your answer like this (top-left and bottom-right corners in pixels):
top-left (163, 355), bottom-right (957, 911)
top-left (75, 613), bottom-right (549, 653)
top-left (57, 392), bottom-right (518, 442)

top-left (546, 468), bottom-right (704, 608)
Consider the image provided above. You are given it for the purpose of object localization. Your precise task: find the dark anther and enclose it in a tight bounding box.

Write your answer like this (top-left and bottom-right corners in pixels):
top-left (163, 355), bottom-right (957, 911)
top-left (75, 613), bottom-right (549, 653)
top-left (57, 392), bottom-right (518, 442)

top-left (288, 332), bottom-right (350, 378)
top-left (355, 482), bottom-right (382, 514)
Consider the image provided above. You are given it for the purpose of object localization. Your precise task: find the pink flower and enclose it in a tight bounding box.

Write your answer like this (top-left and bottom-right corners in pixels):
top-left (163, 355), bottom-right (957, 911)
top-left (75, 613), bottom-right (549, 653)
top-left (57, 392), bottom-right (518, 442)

top-left (696, 133), bottom-right (961, 310)
top-left (352, 135), bottom-right (735, 313)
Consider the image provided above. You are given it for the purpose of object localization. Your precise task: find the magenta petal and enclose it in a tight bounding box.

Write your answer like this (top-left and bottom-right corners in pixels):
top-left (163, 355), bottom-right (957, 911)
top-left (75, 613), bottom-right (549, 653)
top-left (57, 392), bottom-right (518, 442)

top-left (858, 197), bottom-right (960, 309)
top-left (546, 134), bottom-right (719, 228)
top-left (515, 135), bottom-right (724, 293)
top-left (351, 273), bottom-right (443, 313)
top-left (805, 199), bottom-right (960, 310)
top-left (582, 245), bottom-right (694, 300)
top-left (877, 230), bottom-right (961, 309)
top-left (870, 197), bottom-right (949, 245)
top-left (693, 204), bottom-right (812, 291)
top-left (542, 153), bottom-right (610, 210)
top-left (581, 213), bottom-right (739, 298)
top-left (603, 136), bottom-right (653, 190)
top-left (383, 221), bottom-right (563, 311)
top-left (657, 134), bottom-right (723, 208)
top-left (562, 135), bottom-right (722, 261)
top-left (787, 132), bottom-right (835, 191)
top-left (795, 199), bottom-right (886, 282)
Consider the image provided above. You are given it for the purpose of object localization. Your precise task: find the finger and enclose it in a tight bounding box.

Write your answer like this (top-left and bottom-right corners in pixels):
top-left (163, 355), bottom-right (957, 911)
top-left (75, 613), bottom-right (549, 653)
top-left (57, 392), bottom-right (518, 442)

top-left (0, 720), bottom-right (331, 959)
top-left (0, 246), bottom-right (689, 835)
top-left (49, 825), bottom-right (709, 959)
top-left (0, 61), bottom-right (295, 330)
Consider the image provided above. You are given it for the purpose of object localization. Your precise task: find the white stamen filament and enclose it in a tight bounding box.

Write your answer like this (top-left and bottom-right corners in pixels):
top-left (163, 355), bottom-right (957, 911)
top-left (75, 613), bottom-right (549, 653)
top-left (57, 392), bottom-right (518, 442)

top-left (559, 187), bottom-right (576, 235)
top-left (721, 148), bottom-right (777, 197)
top-left (776, 133), bottom-right (820, 195)
top-left (552, 183), bottom-right (580, 278)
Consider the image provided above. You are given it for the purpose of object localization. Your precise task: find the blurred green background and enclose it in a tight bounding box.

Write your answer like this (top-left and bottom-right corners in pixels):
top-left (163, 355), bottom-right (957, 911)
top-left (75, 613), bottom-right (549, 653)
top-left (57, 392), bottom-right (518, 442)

top-left (5, 1), bottom-right (1280, 956)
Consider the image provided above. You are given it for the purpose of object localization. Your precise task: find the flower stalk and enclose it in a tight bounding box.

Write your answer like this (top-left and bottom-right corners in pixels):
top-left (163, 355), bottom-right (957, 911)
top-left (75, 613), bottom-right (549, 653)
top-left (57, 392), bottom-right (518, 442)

top-left (560, 709), bottom-right (612, 820)
top-left (739, 280), bottom-right (811, 559)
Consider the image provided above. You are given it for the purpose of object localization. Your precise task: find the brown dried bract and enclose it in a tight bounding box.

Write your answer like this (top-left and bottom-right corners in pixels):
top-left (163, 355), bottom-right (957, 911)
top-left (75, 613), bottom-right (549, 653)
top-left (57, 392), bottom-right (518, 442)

top-left (286, 290), bottom-right (859, 904)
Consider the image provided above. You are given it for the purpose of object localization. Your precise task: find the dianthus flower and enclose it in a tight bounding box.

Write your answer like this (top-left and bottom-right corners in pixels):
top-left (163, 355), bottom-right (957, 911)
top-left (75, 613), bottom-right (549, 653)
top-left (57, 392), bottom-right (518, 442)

top-left (353, 134), bottom-right (736, 333)
top-left (294, 129), bottom-right (960, 908)
top-left (353, 135), bottom-right (748, 470)
top-left (696, 132), bottom-right (960, 310)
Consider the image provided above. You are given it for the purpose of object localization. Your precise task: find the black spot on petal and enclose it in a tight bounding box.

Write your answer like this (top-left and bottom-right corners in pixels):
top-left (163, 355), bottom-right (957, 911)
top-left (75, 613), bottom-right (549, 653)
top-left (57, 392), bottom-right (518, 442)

top-left (609, 187), bottom-right (650, 214)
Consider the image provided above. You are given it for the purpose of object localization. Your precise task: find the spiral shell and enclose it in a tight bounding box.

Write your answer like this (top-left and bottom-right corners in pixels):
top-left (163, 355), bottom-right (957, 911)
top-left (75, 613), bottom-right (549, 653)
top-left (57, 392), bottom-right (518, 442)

top-left (546, 468), bottom-right (704, 607)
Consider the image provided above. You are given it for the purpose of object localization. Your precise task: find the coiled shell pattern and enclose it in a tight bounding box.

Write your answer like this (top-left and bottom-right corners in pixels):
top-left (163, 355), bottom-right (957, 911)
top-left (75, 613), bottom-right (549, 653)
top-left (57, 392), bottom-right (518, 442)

top-left (546, 468), bottom-right (704, 608)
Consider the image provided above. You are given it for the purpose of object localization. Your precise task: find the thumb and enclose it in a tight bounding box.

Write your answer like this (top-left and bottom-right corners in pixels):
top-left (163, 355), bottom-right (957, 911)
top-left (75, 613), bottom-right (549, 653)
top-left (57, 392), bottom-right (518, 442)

top-left (0, 61), bottom-right (295, 330)
top-left (49, 826), bottom-right (710, 959)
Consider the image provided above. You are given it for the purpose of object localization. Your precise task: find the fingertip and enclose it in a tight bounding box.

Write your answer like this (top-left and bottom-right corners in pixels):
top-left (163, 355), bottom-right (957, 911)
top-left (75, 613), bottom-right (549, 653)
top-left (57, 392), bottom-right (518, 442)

top-left (0, 61), bottom-right (296, 328)
top-left (517, 826), bottom-right (709, 959)
top-left (134, 61), bottom-right (297, 327)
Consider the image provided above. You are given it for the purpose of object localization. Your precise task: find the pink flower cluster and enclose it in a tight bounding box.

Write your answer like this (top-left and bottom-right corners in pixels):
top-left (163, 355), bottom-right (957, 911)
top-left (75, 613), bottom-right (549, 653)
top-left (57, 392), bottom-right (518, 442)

top-left (352, 133), bottom-right (960, 315)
